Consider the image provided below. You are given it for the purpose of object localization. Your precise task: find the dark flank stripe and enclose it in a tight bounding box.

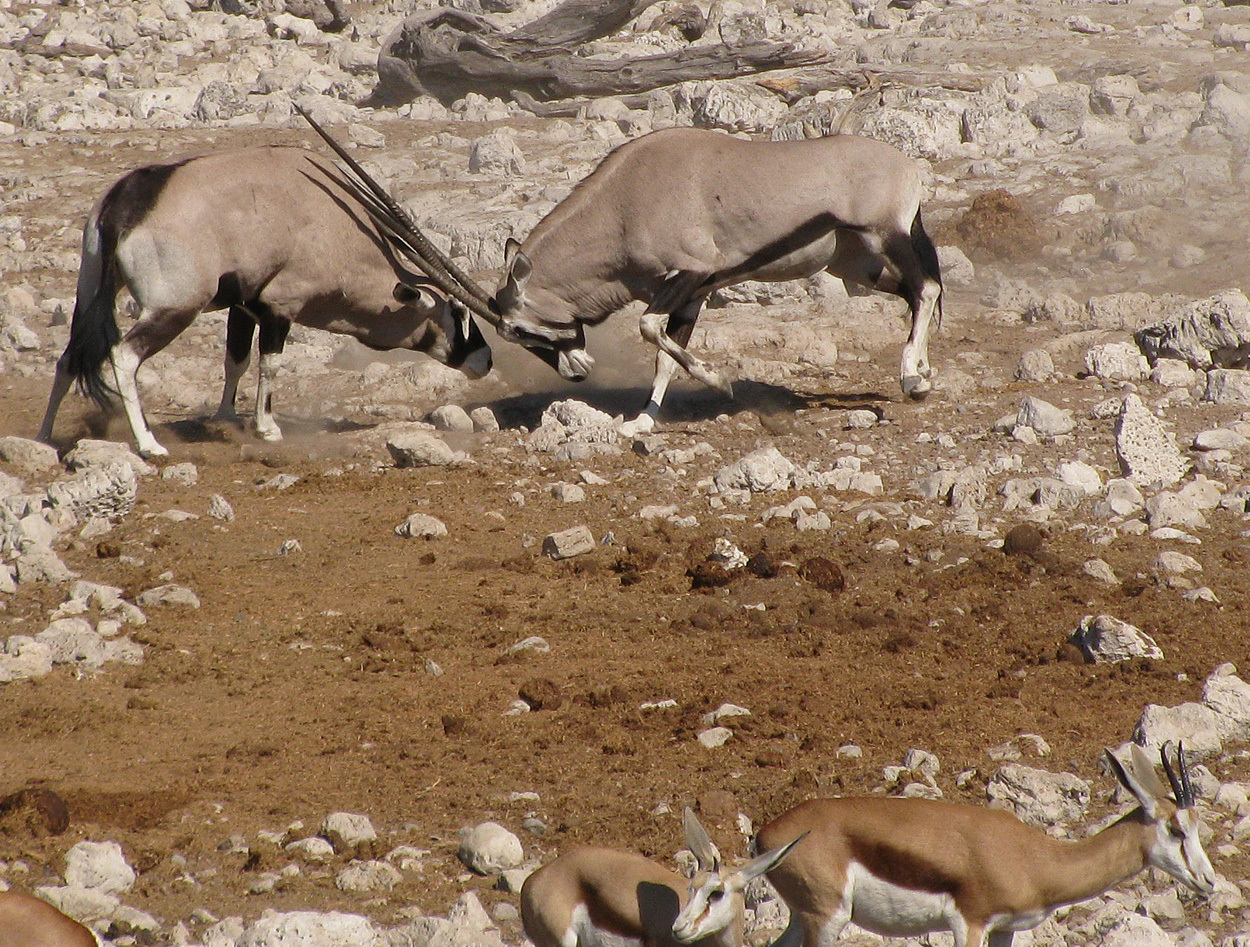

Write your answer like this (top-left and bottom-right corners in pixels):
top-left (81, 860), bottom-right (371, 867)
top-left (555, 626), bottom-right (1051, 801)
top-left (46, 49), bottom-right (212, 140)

top-left (708, 212), bottom-right (859, 289)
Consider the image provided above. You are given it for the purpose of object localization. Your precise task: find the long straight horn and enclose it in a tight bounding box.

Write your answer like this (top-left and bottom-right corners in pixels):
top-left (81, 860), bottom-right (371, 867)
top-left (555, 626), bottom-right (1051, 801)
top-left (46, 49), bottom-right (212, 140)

top-left (1161, 741), bottom-right (1194, 808)
top-left (293, 104), bottom-right (501, 327)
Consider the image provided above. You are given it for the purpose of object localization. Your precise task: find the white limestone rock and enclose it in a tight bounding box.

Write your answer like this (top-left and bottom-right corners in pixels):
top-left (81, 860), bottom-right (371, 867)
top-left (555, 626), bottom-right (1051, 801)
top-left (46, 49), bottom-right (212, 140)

top-left (62, 439), bottom-right (155, 478)
top-left (395, 513), bottom-right (448, 539)
top-left (429, 405), bottom-right (475, 432)
top-left (713, 447), bottom-right (797, 493)
top-left (1114, 394), bottom-right (1190, 487)
top-left (986, 763), bottom-right (1090, 828)
top-left (387, 430), bottom-right (459, 468)
top-left (64, 840), bottom-right (135, 894)
top-left (1136, 290), bottom-right (1250, 369)
top-left (237, 912), bottom-right (385, 947)
top-left (335, 860), bottom-right (400, 892)
top-left (1145, 492), bottom-right (1207, 531)
top-left (542, 526), bottom-right (596, 560)
top-left (457, 822), bottom-right (523, 875)
top-left (1016, 396), bottom-right (1074, 438)
top-left (1015, 348), bottom-right (1055, 382)
top-left (1101, 913), bottom-right (1178, 947)
top-left (1205, 369), bottom-right (1250, 406)
top-left (1070, 615), bottom-right (1163, 663)
top-left (322, 812), bottom-right (377, 854)
top-left (1085, 341), bottom-right (1149, 381)
top-left (1134, 703), bottom-right (1225, 760)
top-left (1202, 664), bottom-right (1250, 743)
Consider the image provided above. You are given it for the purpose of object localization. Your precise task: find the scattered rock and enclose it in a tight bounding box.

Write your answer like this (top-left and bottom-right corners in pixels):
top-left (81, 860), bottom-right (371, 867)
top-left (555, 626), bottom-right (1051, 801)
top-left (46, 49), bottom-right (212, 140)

top-left (457, 822), bottom-right (522, 875)
top-left (542, 525), bottom-right (596, 560)
top-left (1071, 615), bottom-right (1163, 663)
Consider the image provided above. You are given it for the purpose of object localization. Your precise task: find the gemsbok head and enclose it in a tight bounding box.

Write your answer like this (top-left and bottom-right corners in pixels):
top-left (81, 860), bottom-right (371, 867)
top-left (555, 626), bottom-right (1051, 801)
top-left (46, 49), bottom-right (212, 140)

top-left (487, 126), bottom-right (944, 436)
top-left (520, 808), bottom-right (801, 947)
top-left (39, 107), bottom-right (497, 459)
top-left (672, 742), bottom-right (1215, 947)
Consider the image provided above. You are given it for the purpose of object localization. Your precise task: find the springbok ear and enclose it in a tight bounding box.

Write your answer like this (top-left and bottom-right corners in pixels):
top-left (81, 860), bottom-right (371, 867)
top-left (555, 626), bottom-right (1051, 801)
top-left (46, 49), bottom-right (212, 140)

top-left (1105, 747), bottom-right (1160, 819)
top-left (1130, 742), bottom-right (1175, 801)
top-left (739, 831), bottom-right (807, 884)
top-left (683, 808), bottom-right (721, 871)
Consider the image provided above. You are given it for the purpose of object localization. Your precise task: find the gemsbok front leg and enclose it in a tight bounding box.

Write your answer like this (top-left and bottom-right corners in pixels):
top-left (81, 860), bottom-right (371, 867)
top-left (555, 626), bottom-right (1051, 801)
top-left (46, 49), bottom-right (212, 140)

top-left (215, 306), bottom-right (256, 423)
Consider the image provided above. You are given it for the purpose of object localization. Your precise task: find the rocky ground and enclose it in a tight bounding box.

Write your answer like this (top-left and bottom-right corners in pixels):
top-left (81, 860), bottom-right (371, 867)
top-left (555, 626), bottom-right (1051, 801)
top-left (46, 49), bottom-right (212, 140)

top-left (5, 0), bottom-right (1250, 945)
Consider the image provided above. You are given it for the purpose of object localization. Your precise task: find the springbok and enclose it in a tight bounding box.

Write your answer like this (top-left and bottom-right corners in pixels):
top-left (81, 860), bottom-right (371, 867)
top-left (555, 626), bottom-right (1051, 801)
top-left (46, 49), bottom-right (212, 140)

top-left (0, 891), bottom-right (98, 947)
top-left (489, 127), bottom-right (944, 435)
top-left (38, 132), bottom-right (492, 459)
top-left (520, 808), bottom-right (802, 947)
top-left (671, 743), bottom-right (1215, 947)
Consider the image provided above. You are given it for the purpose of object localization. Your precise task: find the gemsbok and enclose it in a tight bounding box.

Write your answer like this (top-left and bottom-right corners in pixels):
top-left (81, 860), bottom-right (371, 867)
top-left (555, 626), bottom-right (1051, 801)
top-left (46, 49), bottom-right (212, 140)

top-left (38, 119), bottom-right (492, 459)
top-left (671, 743), bottom-right (1215, 947)
top-left (0, 890), bottom-right (98, 947)
top-left (488, 127), bottom-right (944, 435)
top-left (520, 808), bottom-right (803, 947)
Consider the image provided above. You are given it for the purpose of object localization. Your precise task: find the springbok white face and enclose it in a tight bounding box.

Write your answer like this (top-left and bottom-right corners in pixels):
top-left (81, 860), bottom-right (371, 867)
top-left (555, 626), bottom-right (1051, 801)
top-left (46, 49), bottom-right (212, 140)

top-left (671, 809), bottom-right (805, 945)
top-left (1108, 742), bottom-right (1216, 896)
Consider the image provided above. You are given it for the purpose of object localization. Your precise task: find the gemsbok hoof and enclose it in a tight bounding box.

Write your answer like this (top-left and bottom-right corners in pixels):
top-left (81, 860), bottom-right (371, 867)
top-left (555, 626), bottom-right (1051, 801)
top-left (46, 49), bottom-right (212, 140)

top-left (902, 375), bottom-right (932, 400)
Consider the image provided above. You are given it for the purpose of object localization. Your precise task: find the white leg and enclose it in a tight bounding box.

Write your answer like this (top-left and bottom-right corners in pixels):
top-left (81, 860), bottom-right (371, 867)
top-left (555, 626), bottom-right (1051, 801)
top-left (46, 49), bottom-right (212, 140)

top-left (899, 279), bottom-right (940, 399)
top-left (637, 311), bottom-right (730, 397)
top-left (109, 343), bottom-right (167, 458)
top-left (253, 349), bottom-right (283, 442)
top-left (619, 350), bottom-right (678, 437)
top-left (38, 363), bottom-right (73, 443)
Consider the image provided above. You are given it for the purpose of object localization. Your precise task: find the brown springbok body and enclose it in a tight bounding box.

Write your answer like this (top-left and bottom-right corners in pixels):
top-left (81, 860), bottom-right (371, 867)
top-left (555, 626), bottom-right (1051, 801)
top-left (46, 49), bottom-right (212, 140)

top-left (0, 891), bottom-right (97, 947)
top-left (521, 810), bottom-right (800, 947)
top-left (491, 127), bottom-right (943, 434)
top-left (673, 744), bottom-right (1215, 947)
top-left (39, 145), bottom-right (491, 458)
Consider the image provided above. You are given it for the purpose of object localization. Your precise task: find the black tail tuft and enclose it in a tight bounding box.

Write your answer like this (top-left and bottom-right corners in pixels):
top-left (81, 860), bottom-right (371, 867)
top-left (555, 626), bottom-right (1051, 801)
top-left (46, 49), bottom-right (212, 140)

top-left (63, 262), bottom-right (121, 409)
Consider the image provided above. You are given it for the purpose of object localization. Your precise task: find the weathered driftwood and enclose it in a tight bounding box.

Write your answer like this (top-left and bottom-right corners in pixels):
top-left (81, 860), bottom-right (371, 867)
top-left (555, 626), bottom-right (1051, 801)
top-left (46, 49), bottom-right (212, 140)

top-left (757, 67), bottom-right (990, 103)
top-left (366, 0), bottom-right (833, 108)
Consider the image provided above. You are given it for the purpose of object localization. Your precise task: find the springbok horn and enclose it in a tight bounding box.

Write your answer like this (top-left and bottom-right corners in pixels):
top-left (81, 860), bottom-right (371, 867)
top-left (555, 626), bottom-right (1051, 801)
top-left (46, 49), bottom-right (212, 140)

top-left (1161, 741), bottom-right (1192, 808)
top-left (293, 103), bottom-right (501, 327)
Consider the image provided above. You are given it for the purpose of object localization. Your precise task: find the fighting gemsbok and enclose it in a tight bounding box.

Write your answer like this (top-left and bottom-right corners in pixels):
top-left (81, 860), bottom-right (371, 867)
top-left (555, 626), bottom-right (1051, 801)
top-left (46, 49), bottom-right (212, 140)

top-left (490, 127), bottom-right (945, 434)
top-left (520, 808), bottom-right (802, 947)
top-left (671, 743), bottom-right (1214, 947)
top-left (0, 890), bottom-right (98, 947)
top-left (39, 109), bottom-right (493, 458)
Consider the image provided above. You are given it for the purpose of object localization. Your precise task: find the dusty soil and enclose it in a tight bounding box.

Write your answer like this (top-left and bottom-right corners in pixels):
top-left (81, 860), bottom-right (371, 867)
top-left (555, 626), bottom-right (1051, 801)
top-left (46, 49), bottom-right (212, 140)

top-left (4, 4), bottom-right (1250, 942)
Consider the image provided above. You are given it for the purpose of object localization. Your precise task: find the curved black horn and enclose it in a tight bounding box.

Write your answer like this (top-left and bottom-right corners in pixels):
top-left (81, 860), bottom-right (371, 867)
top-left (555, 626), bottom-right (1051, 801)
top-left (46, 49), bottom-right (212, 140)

top-left (294, 104), bottom-right (501, 327)
top-left (1161, 741), bottom-right (1193, 808)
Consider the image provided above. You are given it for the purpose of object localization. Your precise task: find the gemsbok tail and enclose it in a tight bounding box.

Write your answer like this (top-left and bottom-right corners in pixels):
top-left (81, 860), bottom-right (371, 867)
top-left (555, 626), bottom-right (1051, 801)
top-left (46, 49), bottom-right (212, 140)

top-left (911, 207), bottom-right (944, 330)
top-left (61, 195), bottom-right (123, 407)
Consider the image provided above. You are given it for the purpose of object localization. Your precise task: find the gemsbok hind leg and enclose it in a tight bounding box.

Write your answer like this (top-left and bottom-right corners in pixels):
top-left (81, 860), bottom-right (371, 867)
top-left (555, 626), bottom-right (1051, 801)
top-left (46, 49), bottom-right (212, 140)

top-left (215, 306), bottom-right (256, 422)
top-left (112, 307), bottom-right (200, 458)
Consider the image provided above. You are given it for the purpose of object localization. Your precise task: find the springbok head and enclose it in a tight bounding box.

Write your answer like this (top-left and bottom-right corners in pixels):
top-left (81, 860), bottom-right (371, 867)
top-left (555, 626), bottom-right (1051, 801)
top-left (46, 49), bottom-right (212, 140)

top-left (493, 238), bottom-right (595, 382)
top-left (671, 808), bottom-right (805, 945)
top-left (1105, 741), bottom-right (1216, 895)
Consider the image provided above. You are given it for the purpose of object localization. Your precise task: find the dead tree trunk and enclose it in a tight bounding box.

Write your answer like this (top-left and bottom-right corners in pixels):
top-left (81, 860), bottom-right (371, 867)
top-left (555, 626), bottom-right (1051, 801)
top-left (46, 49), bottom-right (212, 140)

top-left (365, 0), bottom-right (832, 108)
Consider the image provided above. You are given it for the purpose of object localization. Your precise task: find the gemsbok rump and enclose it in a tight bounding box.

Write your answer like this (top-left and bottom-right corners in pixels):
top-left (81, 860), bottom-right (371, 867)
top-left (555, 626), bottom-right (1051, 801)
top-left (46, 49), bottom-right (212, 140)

top-left (671, 743), bottom-right (1215, 947)
top-left (39, 134), bottom-right (492, 459)
top-left (489, 127), bottom-right (944, 434)
top-left (520, 808), bottom-right (802, 947)
top-left (0, 890), bottom-right (98, 947)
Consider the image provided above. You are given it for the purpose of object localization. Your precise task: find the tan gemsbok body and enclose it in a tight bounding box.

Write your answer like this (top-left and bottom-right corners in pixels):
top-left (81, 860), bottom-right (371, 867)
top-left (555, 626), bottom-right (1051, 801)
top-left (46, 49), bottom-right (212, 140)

top-left (521, 809), bottom-right (802, 947)
top-left (39, 141), bottom-right (492, 458)
top-left (490, 127), bottom-right (944, 435)
top-left (0, 891), bottom-right (98, 947)
top-left (672, 744), bottom-right (1215, 947)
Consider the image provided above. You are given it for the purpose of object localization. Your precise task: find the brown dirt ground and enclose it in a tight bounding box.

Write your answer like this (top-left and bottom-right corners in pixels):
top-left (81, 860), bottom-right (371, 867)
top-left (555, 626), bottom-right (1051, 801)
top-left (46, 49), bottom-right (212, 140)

top-left (3, 119), bottom-right (1250, 942)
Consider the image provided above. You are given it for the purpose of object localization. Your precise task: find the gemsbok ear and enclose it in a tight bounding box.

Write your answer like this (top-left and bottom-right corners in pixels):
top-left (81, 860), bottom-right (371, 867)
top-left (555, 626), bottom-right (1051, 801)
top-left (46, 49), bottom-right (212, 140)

top-left (393, 280), bottom-right (439, 312)
top-left (1105, 746), bottom-right (1161, 820)
top-left (740, 830), bottom-right (807, 883)
top-left (683, 808), bottom-right (721, 871)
